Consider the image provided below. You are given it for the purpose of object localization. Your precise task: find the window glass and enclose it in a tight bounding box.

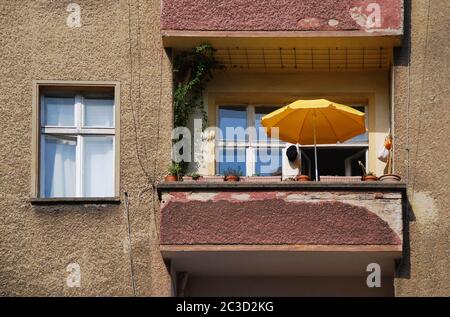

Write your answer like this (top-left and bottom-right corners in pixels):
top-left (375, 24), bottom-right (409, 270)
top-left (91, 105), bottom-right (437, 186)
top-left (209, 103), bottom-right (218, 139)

top-left (255, 107), bottom-right (280, 142)
top-left (218, 106), bottom-right (247, 142)
top-left (83, 136), bottom-right (114, 197)
top-left (84, 98), bottom-right (114, 127)
top-left (255, 148), bottom-right (282, 176)
top-left (42, 135), bottom-right (77, 197)
top-left (43, 97), bottom-right (75, 126)
top-left (345, 106), bottom-right (368, 144)
top-left (217, 147), bottom-right (246, 176)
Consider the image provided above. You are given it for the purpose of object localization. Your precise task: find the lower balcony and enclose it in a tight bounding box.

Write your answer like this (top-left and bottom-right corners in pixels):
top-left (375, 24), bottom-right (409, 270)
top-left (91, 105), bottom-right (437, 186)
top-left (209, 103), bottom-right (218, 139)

top-left (157, 181), bottom-right (405, 296)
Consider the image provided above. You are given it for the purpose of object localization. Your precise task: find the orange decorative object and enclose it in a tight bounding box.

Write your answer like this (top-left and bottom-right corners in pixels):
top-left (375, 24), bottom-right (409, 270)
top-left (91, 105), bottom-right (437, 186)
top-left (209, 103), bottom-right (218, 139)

top-left (384, 137), bottom-right (392, 150)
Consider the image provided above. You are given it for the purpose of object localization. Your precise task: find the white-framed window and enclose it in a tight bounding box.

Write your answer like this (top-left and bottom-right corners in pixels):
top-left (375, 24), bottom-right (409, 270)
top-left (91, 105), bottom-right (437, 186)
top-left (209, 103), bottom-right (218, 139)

top-left (216, 105), bottom-right (285, 176)
top-left (215, 104), bottom-right (368, 178)
top-left (39, 93), bottom-right (115, 198)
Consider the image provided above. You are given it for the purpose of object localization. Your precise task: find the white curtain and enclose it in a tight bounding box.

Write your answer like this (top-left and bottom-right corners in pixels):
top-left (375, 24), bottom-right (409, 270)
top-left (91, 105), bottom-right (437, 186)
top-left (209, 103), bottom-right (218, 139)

top-left (44, 97), bottom-right (74, 126)
top-left (43, 136), bottom-right (76, 197)
top-left (84, 136), bottom-right (114, 197)
top-left (84, 98), bottom-right (114, 127)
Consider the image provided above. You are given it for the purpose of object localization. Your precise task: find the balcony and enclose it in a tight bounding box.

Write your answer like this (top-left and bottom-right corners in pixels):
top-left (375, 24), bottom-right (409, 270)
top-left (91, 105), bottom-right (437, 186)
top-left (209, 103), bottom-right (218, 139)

top-left (158, 180), bottom-right (405, 296)
top-left (162, 0), bottom-right (404, 55)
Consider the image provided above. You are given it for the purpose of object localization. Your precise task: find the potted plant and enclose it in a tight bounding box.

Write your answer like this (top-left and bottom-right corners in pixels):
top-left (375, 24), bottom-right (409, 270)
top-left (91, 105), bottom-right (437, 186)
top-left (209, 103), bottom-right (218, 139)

top-left (223, 167), bottom-right (242, 182)
top-left (183, 172), bottom-right (202, 181)
top-left (296, 175), bottom-right (311, 182)
top-left (362, 172), bottom-right (378, 181)
top-left (358, 161), bottom-right (377, 181)
top-left (165, 162), bottom-right (181, 182)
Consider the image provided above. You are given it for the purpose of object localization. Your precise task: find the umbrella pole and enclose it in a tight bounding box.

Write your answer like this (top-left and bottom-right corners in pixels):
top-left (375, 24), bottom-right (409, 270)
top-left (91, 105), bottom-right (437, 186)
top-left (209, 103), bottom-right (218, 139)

top-left (313, 114), bottom-right (319, 181)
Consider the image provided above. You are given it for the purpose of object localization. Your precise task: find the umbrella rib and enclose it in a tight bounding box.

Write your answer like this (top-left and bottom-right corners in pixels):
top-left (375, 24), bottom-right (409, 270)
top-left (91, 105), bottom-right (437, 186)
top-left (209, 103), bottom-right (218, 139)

top-left (319, 109), bottom-right (340, 142)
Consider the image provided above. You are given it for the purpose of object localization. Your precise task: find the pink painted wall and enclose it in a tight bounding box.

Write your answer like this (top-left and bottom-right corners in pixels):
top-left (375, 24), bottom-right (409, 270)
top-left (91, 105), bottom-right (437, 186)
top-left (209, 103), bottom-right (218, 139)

top-left (161, 0), bottom-right (403, 33)
top-left (160, 191), bottom-right (401, 245)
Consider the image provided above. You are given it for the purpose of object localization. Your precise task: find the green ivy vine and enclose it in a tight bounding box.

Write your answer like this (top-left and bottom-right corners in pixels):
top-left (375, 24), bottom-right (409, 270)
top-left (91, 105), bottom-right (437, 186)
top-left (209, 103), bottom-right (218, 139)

top-left (173, 44), bottom-right (221, 130)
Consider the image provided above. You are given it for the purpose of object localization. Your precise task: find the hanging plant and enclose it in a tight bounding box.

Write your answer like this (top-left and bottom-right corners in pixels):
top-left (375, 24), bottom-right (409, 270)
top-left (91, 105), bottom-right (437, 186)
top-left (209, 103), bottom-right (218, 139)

top-left (173, 44), bottom-right (221, 130)
top-left (172, 44), bottom-right (221, 175)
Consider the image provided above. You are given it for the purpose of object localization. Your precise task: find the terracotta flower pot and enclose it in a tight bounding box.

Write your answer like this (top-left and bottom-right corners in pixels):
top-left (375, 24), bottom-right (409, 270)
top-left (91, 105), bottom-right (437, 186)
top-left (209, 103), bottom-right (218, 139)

top-left (296, 175), bottom-right (311, 182)
top-left (164, 175), bottom-right (178, 182)
top-left (224, 175), bottom-right (239, 182)
top-left (378, 174), bottom-right (401, 182)
top-left (362, 175), bottom-right (378, 181)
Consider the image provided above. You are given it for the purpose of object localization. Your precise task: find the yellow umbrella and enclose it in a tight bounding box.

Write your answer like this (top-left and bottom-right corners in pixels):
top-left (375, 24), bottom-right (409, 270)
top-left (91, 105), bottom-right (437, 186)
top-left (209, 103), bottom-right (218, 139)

top-left (261, 99), bottom-right (366, 181)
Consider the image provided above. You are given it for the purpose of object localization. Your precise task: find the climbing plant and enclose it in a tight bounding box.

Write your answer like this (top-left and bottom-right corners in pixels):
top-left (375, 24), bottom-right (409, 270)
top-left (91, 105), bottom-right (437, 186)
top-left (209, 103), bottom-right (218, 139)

top-left (173, 44), bottom-right (221, 129)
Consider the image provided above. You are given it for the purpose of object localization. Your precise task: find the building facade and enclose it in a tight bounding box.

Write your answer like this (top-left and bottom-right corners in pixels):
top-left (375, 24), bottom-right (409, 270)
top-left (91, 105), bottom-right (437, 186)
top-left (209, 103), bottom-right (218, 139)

top-left (0, 0), bottom-right (448, 296)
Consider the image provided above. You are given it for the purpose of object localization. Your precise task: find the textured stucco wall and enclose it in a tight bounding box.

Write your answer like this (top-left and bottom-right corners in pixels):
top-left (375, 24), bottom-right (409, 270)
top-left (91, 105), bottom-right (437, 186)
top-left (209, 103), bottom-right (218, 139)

top-left (393, 0), bottom-right (450, 296)
top-left (0, 0), bottom-right (172, 296)
top-left (161, 0), bottom-right (403, 33)
top-left (160, 191), bottom-right (402, 246)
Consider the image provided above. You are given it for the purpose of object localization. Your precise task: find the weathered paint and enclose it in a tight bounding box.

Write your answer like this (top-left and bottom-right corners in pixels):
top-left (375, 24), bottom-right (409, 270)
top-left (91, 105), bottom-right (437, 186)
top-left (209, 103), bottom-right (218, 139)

top-left (161, 0), bottom-right (403, 33)
top-left (160, 191), bottom-right (402, 246)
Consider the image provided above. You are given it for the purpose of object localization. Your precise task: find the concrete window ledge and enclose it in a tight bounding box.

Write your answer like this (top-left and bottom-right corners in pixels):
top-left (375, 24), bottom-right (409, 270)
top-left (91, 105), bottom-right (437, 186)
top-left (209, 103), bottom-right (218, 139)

top-left (29, 197), bottom-right (121, 205)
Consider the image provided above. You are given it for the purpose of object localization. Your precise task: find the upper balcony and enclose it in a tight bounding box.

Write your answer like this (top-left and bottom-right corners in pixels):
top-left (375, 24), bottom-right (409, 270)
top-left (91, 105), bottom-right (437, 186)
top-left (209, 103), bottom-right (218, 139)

top-left (161, 0), bottom-right (404, 49)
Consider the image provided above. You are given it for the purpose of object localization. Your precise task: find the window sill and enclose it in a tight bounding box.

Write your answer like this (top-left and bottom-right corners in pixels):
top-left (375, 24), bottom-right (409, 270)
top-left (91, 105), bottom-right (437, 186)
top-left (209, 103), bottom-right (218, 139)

top-left (29, 197), bottom-right (121, 205)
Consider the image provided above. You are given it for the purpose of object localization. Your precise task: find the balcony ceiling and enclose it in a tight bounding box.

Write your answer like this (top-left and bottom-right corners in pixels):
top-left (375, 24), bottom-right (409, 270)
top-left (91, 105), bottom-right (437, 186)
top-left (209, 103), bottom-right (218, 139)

top-left (163, 247), bottom-right (398, 277)
top-left (214, 47), bottom-right (391, 72)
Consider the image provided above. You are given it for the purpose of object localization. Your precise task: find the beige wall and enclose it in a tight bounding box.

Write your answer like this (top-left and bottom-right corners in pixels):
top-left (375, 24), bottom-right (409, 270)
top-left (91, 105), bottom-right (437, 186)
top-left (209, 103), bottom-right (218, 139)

top-left (197, 71), bottom-right (391, 176)
top-left (393, 0), bottom-right (450, 296)
top-left (0, 0), bottom-right (172, 296)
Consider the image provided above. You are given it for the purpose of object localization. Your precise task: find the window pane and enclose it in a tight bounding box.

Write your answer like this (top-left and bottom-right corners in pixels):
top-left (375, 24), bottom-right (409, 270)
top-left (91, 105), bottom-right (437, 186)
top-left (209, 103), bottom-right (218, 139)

top-left (217, 147), bottom-right (246, 176)
top-left (83, 136), bottom-right (114, 197)
top-left (256, 148), bottom-right (282, 176)
top-left (218, 106), bottom-right (247, 142)
top-left (345, 106), bottom-right (368, 143)
top-left (43, 97), bottom-right (75, 126)
top-left (255, 107), bottom-right (280, 142)
top-left (84, 98), bottom-right (114, 127)
top-left (42, 135), bottom-right (76, 197)
top-left (300, 147), bottom-right (366, 177)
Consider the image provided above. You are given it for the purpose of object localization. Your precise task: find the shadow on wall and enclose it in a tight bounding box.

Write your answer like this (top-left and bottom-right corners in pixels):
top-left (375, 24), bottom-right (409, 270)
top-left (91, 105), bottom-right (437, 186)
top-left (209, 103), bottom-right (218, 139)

top-left (393, 0), bottom-right (412, 280)
top-left (395, 197), bottom-right (416, 280)
top-left (394, 0), bottom-right (411, 67)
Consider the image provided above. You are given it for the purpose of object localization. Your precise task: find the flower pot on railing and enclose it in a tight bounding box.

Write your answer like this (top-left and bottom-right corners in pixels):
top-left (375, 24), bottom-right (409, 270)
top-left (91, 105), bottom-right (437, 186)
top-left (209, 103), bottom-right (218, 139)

top-left (223, 167), bottom-right (242, 182)
top-left (164, 175), bottom-right (178, 182)
top-left (296, 175), bottom-right (311, 182)
top-left (166, 162), bottom-right (181, 182)
top-left (362, 175), bottom-right (378, 181)
top-left (224, 175), bottom-right (240, 182)
top-left (378, 174), bottom-right (401, 182)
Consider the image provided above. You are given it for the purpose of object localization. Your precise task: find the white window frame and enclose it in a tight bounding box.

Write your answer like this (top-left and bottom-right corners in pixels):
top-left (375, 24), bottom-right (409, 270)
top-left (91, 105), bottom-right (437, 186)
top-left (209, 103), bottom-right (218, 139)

top-left (215, 103), bottom-right (369, 177)
top-left (216, 104), bottom-right (285, 176)
top-left (39, 93), bottom-right (116, 198)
